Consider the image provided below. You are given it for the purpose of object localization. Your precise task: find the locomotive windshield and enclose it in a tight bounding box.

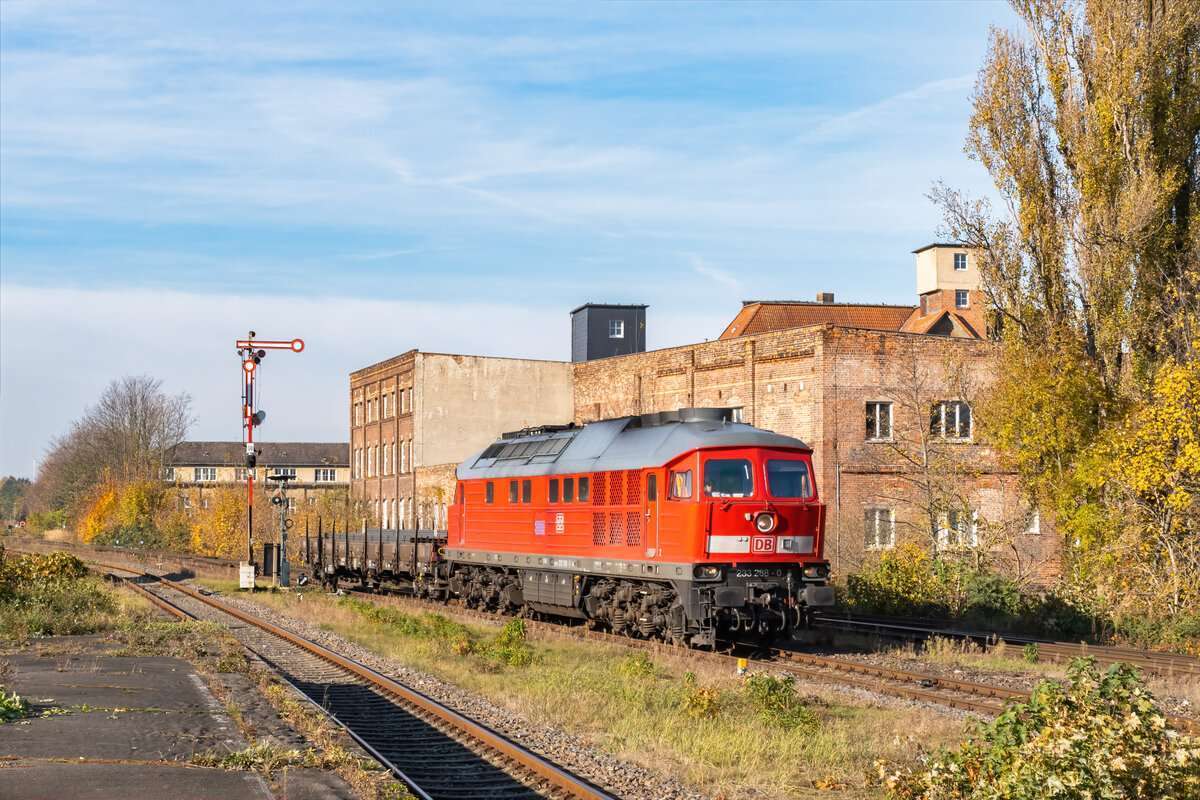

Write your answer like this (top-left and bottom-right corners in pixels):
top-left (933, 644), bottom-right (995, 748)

top-left (703, 458), bottom-right (754, 497)
top-left (766, 459), bottom-right (814, 499)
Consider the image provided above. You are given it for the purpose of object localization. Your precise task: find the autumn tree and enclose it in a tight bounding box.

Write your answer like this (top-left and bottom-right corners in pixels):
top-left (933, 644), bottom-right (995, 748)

top-left (31, 376), bottom-right (193, 535)
top-left (0, 477), bottom-right (29, 522)
top-left (933, 0), bottom-right (1200, 622)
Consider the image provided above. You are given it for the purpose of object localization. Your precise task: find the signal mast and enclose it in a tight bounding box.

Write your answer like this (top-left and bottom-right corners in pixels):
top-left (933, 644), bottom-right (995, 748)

top-left (236, 332), bottom-right (304, 570)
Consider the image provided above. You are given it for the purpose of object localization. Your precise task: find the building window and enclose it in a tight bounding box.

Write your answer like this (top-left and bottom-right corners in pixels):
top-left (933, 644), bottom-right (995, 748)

top-left (864, 508), bottom-right (895, 550)
top-left (1025, 510), bottom-right (1040, 536)
top-left (383, 444), bottom-right (389, 475)
top-left (938, 508), bottom-right (978, 549)
top-left (865, 402), bottom-right (892, 441)
top-left (234, 468), bottom-right (248, 481)
top-left (355, 403), bottom-right (361, 426)
top-left (194, 467), bottom-right (216, 482)
top-left (162, 467), bottom-right (175, 481)
top-left (382, 394), bottom-right (388, 418)
top-left (272, 468), bottom-right (297, 478)
top-left (401, 441), bottom-right (407, 473)
top-left (955, 289), bottom-right (969, 308)
top-left (367, 448), bottom-right (374, 477)
top-left (954, 252), bottom-right (968, 271)
top-left (609, 319), bottom-right (624, 338)
top-left (315, 468), bottom-right (336, 482)
top-left (931, 401), bottom-right (972, 440)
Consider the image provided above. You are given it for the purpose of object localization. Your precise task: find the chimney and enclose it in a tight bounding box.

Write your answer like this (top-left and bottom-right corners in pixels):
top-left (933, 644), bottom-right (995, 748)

top-left (816, 292), bottom-right (835, 304)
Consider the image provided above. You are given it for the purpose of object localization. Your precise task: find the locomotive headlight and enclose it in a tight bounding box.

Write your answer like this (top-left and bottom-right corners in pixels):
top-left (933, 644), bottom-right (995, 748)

top-left (754, 512), bottom-right (776, 533)
top-left (693, 565), bottom-right (722, 580)
top-left (803, 563), bottom-right (831, 580)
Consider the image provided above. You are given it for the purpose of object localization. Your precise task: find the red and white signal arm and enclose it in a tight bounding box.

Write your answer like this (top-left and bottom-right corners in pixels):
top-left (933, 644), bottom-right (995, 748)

top-left (237, 338), bottom-right (304, 352)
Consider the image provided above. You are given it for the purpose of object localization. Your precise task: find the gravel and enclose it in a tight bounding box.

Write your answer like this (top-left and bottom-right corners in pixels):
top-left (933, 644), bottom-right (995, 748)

top-left (202, 585), bottom-right (708, 800)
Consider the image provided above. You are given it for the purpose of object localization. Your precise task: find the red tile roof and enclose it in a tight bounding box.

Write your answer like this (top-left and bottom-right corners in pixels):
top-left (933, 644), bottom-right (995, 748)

top-left (899, 310), bottom-right (983, 338)
top-left (719, 302), bottom-right (919, 339)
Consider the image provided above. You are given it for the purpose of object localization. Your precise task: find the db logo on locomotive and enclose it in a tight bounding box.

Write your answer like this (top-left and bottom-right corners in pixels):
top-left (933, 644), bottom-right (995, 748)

top-left (751, 536), bottom-right (776, 554)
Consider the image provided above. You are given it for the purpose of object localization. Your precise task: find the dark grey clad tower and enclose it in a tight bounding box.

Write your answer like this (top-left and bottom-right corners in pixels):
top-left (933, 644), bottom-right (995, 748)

top-left (570, 303), bottom-right (648, 363)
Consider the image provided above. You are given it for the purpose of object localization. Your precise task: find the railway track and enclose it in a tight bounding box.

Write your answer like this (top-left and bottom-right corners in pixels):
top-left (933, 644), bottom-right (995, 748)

top-left (812, 611), bottom-right (1200, 679)
top-left (98, 563), bottom-right (617, 800)
top-left (14, 541), bottom-right (1199, 738)
top-left (341, 587), bottom-right (1200, 737)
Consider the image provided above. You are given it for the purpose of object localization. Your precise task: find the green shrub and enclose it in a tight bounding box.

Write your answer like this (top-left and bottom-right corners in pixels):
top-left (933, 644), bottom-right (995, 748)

top-left (0, 690), bottom-right (30, 723)
top-left (25, 510), bottom-right (67, 534)
top-left (618, 651), bottom-right (658, 678)
top-left (1022, 642), bottom-right (1039, 663)
top-left (486, 618), bottom-right (535, 667)
top-left (683, 687), bottom-right (720, 719)
top-left (878, 658), bottom-right (1200, 799)
top-left (843, 544), bottom-right (951, 616)
top-left (744, 672), bottom-right (819, 731)
top-left (0, 551), bottom-right (119, 639)
top-left (962, 572), bottom-right (1021, 618)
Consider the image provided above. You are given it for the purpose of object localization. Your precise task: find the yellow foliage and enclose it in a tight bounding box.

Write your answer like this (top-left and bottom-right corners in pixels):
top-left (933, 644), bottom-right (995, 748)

top-left (80, 485), bottom-right (117, 544)
top-left (189, 486), bottom-right (249, 558)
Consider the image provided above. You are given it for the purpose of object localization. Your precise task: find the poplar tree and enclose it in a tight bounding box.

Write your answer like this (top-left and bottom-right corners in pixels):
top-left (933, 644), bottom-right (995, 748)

top-left (933, 0), bottom-right (1200, 618)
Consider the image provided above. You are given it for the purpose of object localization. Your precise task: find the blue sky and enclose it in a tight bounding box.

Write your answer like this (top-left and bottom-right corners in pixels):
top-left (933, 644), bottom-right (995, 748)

top-left (0, 1), bottom-right (1017, 478)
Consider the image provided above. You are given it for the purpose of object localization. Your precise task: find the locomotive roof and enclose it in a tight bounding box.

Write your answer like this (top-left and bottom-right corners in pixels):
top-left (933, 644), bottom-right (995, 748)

top-left (457, 408), bottom-right (809, 480)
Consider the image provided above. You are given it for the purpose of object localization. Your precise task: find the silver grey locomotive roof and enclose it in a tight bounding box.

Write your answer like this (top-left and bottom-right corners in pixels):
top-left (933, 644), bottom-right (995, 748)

top-left (457, 408), bottom-right (809, 479)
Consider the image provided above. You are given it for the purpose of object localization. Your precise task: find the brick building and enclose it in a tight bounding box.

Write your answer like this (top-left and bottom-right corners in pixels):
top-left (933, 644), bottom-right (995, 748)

top-left (349, 350), bottom-right (573, 531)
top-left (349, 244), bottom-right (1056, 580)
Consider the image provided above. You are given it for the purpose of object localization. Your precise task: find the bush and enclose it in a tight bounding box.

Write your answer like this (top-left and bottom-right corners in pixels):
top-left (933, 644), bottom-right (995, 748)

top-left (0, 690), bottom-right (30, 723)
top-left (844, 544), bottom-right (952, 616)
top-left (962, 572), bottom-right (1021, 618)
top-left (25, 510), bottom-right (67, 534)
top-left (877, 658), bottom-right (1200, 799)
top-left (683, 687), bottom-right (721, 719)
top-left (486, 618), bottom-right (535, 667)
top-left (0, 551), bottom-right (119, 639)
top-left (618, 651), bottom-right (658, 678)
top-left (744, 672), bottom-right (819, 731)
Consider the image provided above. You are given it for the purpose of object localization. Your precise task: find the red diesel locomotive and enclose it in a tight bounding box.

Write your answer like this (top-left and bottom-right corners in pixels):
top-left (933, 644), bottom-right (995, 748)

top-left (444, 407), bottom-right (833, 646)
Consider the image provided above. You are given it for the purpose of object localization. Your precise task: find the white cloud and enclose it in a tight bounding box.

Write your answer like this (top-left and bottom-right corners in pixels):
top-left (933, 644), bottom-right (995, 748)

top-left (686, 253), bottom-right (744, 296)
top-left (0, 283), bottom-right (726, 476)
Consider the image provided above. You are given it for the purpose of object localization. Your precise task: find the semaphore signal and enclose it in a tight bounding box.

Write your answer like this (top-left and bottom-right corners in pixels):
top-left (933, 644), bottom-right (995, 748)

top-left (236, 331), bottom-right (304, 575)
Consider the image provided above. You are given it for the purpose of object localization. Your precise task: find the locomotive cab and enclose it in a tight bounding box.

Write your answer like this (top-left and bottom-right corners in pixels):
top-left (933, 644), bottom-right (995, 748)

top-left (661, 447), bottom-right (834, 643)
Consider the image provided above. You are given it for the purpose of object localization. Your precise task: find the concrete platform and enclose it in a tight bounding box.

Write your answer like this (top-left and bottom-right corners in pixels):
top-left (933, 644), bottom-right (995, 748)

top-left (1, 636), bottom-right (356, 800)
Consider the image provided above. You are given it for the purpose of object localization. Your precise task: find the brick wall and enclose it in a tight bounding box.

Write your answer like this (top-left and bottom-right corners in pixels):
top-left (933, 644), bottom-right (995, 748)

top-left (576, 325), bottom-right (1059, 582)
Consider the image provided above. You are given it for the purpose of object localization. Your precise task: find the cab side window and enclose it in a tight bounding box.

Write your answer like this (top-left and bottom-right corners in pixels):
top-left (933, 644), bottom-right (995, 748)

top-left (669, 470), bottom-right (692, 499)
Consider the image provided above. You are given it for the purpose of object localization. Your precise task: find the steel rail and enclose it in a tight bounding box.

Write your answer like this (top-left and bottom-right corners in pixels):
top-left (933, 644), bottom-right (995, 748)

top-left (813, 611), bottom-right (1200, 677)
top-left (101, 567), bottom-right (440, 800)
top-left (95, 562), bottom-right (616, 800)
top-left (346, 588), bottom-right (1200, 736)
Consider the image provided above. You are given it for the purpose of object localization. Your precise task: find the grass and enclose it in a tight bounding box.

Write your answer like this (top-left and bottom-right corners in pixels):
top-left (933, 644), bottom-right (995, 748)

top-left (0, 562), bottom-right (412, 800)
top-left (202, 581), bottom-right (975, 798)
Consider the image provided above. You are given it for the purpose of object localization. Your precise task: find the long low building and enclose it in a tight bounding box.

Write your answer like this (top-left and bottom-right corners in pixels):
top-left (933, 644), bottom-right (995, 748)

top-left (164, 441), bottom-right (349, 510)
